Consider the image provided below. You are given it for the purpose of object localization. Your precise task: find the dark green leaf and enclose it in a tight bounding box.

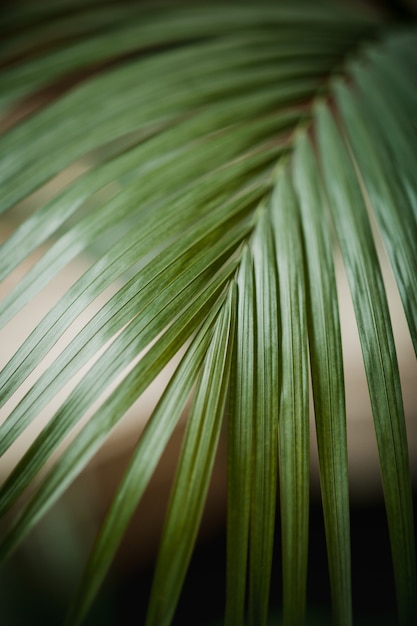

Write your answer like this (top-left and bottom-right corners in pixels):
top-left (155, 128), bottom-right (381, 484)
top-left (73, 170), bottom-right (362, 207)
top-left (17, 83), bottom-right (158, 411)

top-left (64, 292), bottom-right (228, 626)
top-left (317, 101), bottom-right (417, 626)
top-left (248, 208), bottom-right (279, 626)
top-left (271, 168), bottom-right (309, 626)
top-left (293, 131), bottom-right (351, 626)
top-left (334, 68), bottom-right (417, 354)
top-left (226, 245), bottom-right (255, 626)
top-left (145, 282), bottom-right (236, 626)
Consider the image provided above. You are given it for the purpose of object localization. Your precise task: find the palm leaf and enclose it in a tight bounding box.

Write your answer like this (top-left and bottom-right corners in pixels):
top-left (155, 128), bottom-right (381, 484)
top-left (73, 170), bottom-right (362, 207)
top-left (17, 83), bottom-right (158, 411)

top-left (272, 170), bottom-right (309, 626)
top-left (0, 2), bottom-right (416, 625)
top-left (248, 207), bottom-right (280, 626)
top-left (292, 133), bottom-right (351, 625)
top-left (226, 245), bottom-right (255, 626)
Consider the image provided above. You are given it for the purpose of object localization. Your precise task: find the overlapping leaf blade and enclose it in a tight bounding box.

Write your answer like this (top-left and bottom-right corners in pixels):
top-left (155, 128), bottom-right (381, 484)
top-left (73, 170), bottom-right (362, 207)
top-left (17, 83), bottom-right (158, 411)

top-left (145, 283), bottom-right (236, 626)
top-left (248, 208), bottom-right (279, 626)
top-left (0, 153), bottom-right (275, 421)
top-left (271, 169), bottom-right (309, 626)
top-left (293, 132), bottom-right (351, 626)
top-left (0, 221), bottom-right (249, 513)
top-left (63, 289), bottom-right (231, 626)
top-left (1, 38), bottom-right (309, 213)
top-left (226, 246), bottom-right (255, 626)
top-left (0, 1), bottom-right (378, 107)
top-left (0, 96), bottom-right (299, 282)
top-left (0, 120), bottom-right (290, 326)
top-left (334, 56), bottom-right (417, 354)
top-left (317, 101), bottom-right (416, 625)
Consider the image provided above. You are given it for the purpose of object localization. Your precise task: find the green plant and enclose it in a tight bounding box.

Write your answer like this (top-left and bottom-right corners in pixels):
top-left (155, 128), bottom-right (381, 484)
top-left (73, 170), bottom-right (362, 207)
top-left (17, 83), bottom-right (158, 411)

top-left (0, 1), bottom-right (416, 624)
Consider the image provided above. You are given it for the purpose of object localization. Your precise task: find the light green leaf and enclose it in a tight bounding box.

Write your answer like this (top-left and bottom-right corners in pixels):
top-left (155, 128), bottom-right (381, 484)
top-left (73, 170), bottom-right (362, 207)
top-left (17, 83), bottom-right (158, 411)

top-left (145, 282), bottom-right (236, 626)
top-left (63, 290), bottom-right (228, 626)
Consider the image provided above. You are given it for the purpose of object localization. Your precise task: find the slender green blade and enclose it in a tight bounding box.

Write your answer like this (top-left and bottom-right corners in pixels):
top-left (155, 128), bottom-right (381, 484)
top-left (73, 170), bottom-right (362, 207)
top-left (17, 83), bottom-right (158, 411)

top-left (348, 60), bottom-right (417, 224)
top-left (64, 296), bottom-right (226, 626)
top-left (293, 131), bottom-right (351, 626)
top-left (271, 169), bottom-right (309, 626)
top-left (226, 245), bottom-right (255, 626)
top-left (334, 75), bottom-right (417, 355)
top-left (248, 208), bottom-right (279, 626)
top-left (145, 282), bottom-right (236, 626)
top-left (317, 101), bottom-right (417, 626)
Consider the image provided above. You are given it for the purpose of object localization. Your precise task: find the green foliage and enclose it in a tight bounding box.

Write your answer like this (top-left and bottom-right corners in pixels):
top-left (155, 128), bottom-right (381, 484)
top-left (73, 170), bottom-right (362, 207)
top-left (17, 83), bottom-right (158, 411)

top-left (0, 2), bottom-right (416, 625)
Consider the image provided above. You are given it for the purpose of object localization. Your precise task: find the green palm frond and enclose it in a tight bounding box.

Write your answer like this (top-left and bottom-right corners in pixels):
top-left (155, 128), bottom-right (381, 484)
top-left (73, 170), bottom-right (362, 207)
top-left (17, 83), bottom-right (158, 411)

top-left (0, 2), bottom-right (416, 625)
